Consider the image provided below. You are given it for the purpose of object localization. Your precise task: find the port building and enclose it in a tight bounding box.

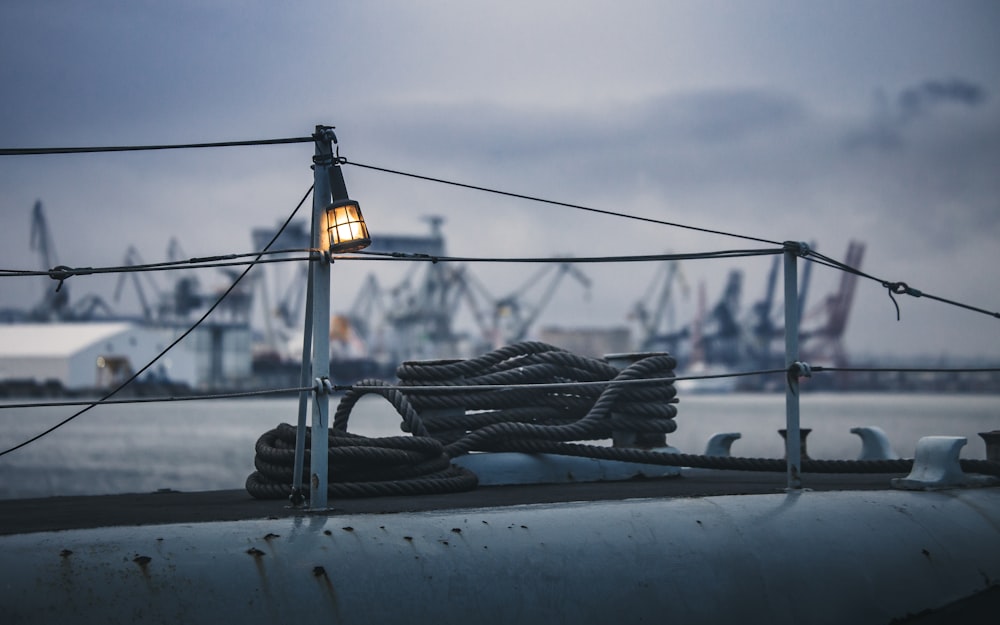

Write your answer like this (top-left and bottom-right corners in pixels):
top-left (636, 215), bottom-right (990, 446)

top-left (0, 322), bottom-right (250, 391)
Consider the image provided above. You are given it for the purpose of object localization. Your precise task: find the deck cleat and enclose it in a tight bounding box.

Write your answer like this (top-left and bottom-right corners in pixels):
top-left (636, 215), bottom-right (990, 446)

top-left (704, 432), bottom-right (741, 457)
top-left (850, 426), bottom-right (899, 460)
top-left (892, 436), bottom-right (1000, 490)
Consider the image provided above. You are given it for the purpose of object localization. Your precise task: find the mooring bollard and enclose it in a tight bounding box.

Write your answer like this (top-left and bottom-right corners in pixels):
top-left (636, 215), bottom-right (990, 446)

top-left (978, 430), bottom-right (1000, 463)
top-left (604, 352), bottom-right (672, 449)
top-left (779, 428), bottom-right (812, 461)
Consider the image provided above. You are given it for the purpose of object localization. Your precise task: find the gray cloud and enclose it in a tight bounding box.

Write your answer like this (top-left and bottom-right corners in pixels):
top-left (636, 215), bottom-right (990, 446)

top-left (898, 79), bottom-right (987, 120)
top-left (847, 78), bottom-right (989, 150)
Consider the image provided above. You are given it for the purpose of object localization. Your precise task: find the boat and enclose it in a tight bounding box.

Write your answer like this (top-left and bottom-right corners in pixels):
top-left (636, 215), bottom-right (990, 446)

top-left (1, 127), bottom-right (998, 624)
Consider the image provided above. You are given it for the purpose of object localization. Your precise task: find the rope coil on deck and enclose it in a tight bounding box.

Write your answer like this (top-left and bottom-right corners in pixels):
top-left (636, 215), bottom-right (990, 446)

top-left (246, 342), bottom-right (679, 499)
top-left (244, 423), bottom-right (477, 499)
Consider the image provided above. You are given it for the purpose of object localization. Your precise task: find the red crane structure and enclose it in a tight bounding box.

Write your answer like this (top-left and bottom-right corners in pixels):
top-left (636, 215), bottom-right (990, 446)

top-left (801, 240), bottom-right (866, 367)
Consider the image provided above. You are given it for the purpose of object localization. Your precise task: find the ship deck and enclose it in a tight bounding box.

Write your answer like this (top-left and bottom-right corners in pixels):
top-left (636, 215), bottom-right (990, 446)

top-left (0, 470), bottom-right (910, 536)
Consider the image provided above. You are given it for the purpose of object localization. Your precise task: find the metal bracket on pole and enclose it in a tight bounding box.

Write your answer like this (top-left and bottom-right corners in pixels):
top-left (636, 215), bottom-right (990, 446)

top-left (783, 241), bottom-right (808, 489)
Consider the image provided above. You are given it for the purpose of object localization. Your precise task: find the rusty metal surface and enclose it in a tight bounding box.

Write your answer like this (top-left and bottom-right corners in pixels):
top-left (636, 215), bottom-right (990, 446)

top-left (1, 488), bottom-right (998, 624)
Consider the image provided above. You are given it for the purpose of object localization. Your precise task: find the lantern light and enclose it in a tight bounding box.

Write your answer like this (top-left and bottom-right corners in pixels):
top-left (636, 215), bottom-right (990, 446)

top-left (325, 199), bottom-right (371, 253)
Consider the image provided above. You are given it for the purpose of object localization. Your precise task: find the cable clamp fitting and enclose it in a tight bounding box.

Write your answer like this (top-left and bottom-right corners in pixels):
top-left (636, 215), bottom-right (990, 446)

top-left (786, 361), bottom-right (812, 391)
top-left (48, 265), bottom-right (73, 291)
top-left (313, 377), bottom-right (335, 396)
top-left (308, 250), bottom-right (333, 264)
top-left (791, 361), bottom-right (812, 378)
top-left (48, 265), bottom-right (93, 291)
top-left (782, 241), bottom-right (811, 257)
top-left (313, 125), bottom-right (338, 144)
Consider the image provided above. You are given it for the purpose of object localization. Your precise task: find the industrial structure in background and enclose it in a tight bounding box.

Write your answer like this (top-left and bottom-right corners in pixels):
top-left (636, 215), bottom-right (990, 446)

top-left (250, 217), bottom-right (592, 385)
top-left (627, 242), bottom-right (867, 390)
top-left (0, 201), bottom-right (251, 395)
top-left (3, 202), bottom-right (995, 394)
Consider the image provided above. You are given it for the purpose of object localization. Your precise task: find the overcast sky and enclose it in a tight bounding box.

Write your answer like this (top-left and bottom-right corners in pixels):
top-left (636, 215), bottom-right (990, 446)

top-left (1, 1), bottom-right (998, 364)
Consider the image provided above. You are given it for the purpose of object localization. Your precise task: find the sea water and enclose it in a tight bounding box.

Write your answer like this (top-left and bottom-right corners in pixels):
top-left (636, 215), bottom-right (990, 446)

top-left (0, 393), bottom-right (996, 500)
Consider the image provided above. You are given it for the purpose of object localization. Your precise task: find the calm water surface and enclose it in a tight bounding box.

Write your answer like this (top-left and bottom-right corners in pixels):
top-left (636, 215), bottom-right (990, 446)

top-left (0, 393), bottom-right (996, 500)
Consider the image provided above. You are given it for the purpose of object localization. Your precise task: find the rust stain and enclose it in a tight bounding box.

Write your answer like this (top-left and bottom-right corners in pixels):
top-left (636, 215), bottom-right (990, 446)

top-left (247, 548), bottom-right (269, 595)
top-left (133, 555), bottom-right (152, 580)
top-left (312, 565), bottom-right (341, 620)
top-left (263, 533), bottom-right (280, 541)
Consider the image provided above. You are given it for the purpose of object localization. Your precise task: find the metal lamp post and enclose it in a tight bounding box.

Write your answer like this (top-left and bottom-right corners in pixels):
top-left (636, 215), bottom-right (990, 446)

top-left (291, 125), bottom-right (371, 509)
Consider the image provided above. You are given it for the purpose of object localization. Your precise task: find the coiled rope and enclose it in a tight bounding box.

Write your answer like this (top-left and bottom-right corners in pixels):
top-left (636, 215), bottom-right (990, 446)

top-left (246, 341), bottom-right (1000, 500)
top-left (246, 342), bottom-right (678, 499)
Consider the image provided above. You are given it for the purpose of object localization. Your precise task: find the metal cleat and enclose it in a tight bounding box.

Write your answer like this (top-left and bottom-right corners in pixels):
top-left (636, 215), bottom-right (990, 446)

top-left (850, 426), bottom-right (899, 460)
top-left (705, 432), bottom-right (741, 457)
top-left (892, 436), bottom-right (1000, 490)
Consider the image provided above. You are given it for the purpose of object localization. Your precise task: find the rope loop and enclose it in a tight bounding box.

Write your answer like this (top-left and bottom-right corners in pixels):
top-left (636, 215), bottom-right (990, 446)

top-left (882, 281), bottom-right (924, 320)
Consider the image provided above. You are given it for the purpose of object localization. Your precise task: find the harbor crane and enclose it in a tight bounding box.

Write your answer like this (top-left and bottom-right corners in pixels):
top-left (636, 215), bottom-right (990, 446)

top-left (631, 260), bottom-right (689, 352)
top-left (697, 270), bottom-right (744, 367)
top-left (28, 200), bottom-right (114, 321)
top-left (800, 240), bottom-right (865, 367)
top-left (113, 246), bottom-right (164, 322)
top-left (492, 262), bottom-right (592, 345)
top-left (29, 200), bottom-right (69, 320)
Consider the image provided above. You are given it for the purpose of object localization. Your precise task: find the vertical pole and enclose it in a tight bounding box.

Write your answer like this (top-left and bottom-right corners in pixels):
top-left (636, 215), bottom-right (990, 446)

top-left (783, 243), bottom-right (802, 490)
top-left (308, 126), bottom-right (335, 508)
top-left (290, 263), bottom-right (314, 505)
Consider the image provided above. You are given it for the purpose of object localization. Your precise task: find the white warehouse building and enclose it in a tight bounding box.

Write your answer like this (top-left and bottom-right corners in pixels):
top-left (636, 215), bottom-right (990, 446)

top-left (0, 322), bottom-right (250, 390)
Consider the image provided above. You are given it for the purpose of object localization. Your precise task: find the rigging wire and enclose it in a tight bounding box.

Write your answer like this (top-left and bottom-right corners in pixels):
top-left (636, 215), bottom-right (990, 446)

top-left (0, 247), bottom-right (781, 280)
top-left (0, 386), bottom-right (313, 410)
top-left (0, 185), bottom-right (315, 458)
top-left (345, 248), bottom-right (782, 264)
top-left (5, 363), bottom-right (999, 412)
top-left (804, 250), bottom-right (1000, 321)
top-left (0, 253), bottom-right (314, 280)
top-left (344, 159), bottom-right (783, 247)
top-left (0, 136), bottom-right (314, 156)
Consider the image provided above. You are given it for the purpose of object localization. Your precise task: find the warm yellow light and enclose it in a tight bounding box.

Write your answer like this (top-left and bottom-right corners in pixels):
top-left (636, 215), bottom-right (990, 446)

top-left (325, 199), bottom-right (371, 253)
